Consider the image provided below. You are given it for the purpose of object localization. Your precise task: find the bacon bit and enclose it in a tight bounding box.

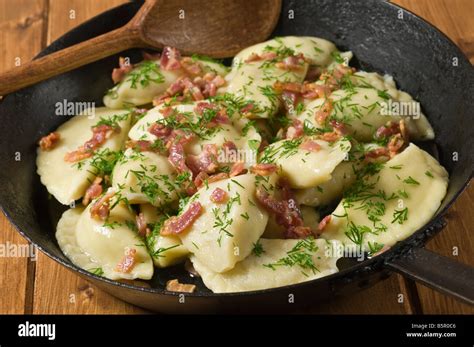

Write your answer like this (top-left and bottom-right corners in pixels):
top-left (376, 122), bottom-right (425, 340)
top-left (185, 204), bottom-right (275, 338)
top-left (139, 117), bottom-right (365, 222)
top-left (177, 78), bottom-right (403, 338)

top-left (387, 133), bottom-right (405, 158)
top-left (148, 123), bottom-right (172, 139)
top-left (193, 171), bottom-right (209, 189)
top-left (330, 120), bottom-right (347, 135)
top-left (142, 51), bottom-right (161, 61)
top-left (39, 132), bottom-right (60, 151)
top-left (195, 172), bottom-right (229, 188)
top-left (275, 54), bottom-right (306, 71)
top-left (332, 64), bottom-right (355, 80)
top-left (168, 142), bottom-right (190, 174)
top-left (318, 131), bottom-right (341, 142)
top-left (375, 121), bottom-right (400, 139)
top-left (166, 279), bottom-right (196, 293)
top-left (82, 177), bottom-right (103, 206)
top-left (180, 57), bottom-right (203, 75)
top-left (399, 119), bottom-right (408, 142)
top-left (289, 226), bottom-right (313, 239)
top-left (160, 46), bottom-right (181, 70)
top-left (274, 81), bottom-right (302, 94)
top-left (125, 140), bottom-right (160, 153)
top-left (286, 119), bottom-right (304, 140)
top-left (305, 66), bottom-right (322, 81)
top-left (300, 139), bottom-right (321, 152)
top-left (318, 215), bottom-right (332, 232)
top-left (240, 103), bottom-right (255, 115)
top-left (64, 125), bottom-right (115, 162)
top-left (301, 83), bottom-right (331, 99)
top-left (115, 248), bottom-right (137, 273)
top-left (315, 100), bottom-right (333, 125)
top-left (244, 51), bottom-right (277, 63)
top-left (281, 91), bottom-right (299, 112)
top-left (208, 172), bottom-right (229, 184)
top-left (161, 202), bottom-right (202, 236)
top-left (229, 161), bottom-right (247, 177)
top-left (186, 144), bottom-right (219, 176)
top-left (222, 140), bottom-right (238, 157)
top-left (194, 101), bottom-right (216, 115)
top-left (90, 190), bottom-right (115, 220)
top-left (111, 56), bottom-right (133, 84)
top-left (255, 180), bottom-right (309, 239)
top-left (210, 187), bottom-right (228, 204)
top-left (136, 212), bottom-right (150, 237)
top-left (372, 244), bottom-right (391, 257)
top-left (250, 163), bottom-right (278, 176)
top-left (364, 147), bottom-right (390, 162)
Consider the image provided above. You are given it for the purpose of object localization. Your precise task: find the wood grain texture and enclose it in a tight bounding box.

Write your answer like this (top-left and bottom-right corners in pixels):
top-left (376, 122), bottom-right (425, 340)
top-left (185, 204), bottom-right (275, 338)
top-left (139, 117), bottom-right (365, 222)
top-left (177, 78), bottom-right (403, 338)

top-left (392, 0), bottom-right (474, 315)
top-left (0, 0), bottom-right (472, 314)
top-left (31, 0), bottom-right (147, 314)
top-left (0, 0), bottom-right (48, 314)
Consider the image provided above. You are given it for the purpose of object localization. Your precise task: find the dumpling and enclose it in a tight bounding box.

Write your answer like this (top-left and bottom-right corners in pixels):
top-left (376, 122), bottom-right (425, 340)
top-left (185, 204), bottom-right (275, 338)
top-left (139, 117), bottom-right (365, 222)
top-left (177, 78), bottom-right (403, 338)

top-left (259, 137), bottom-right (351, 189)
top-left (191, 238), bottom-right (342, 293)
top-left (321, 143), bottom-right (448, 251)
top-left (112, 148), bottom-right (183, 206)
top-left (298, 86), bottom-right (433, 142)
top-left (104, 57), bottom-right (229, 109)
top-left (178, 174), bottom-right (275, 273)
top-left (56, 197), bottom-right (153, 280)
top-left (231, 36), bottom-right (343, 70)
top-left (37, 107), bottom-right (132, 205)
top-left (351, 71), bottom-right (434, 140)
top-left (294, 161), bottom-right (357, 207)
top-left (139, 204), bottom-right (189, 268)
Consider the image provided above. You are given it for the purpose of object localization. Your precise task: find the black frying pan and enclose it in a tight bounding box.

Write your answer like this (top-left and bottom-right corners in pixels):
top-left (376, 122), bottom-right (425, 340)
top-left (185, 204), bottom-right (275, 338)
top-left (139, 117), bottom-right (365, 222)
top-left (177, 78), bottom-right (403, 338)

top-left (0, 0), bottom-right (473, 313)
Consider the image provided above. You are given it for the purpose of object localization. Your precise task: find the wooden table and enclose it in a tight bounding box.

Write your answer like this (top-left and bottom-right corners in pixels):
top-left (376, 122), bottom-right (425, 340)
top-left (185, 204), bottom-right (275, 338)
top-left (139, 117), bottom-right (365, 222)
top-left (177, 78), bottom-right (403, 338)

top-left (0, 0), bottom-right (472, 314)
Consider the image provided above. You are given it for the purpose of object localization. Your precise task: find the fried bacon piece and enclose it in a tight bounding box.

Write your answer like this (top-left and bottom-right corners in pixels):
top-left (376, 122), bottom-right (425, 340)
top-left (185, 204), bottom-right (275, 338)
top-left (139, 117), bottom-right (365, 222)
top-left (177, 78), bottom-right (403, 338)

top-left (111, 56), bottom-right (133, 84)
top-left (90, 190), bottom-right (115, 221)
top-left (256, 180), bottom-right (311, 239)
top-left (194, 172), bottom-right (229, 189)
top-left (148, 123), bottom-right (172, 139)
top-left (210, 187), bottom-right (228, 204)
top-left (250, 163), bottom-right (278, 176)
top-left (82, 177), bottom-right (103, 206)
top-left (186, 144), bottom-right (219, 176)
top-left (229, 161), bottom-right (247, 177)
top-left (64, 124), bottom-right (115, 162)
top-left (166, 279), bottom-right (196, 293)
top-left (115, 248), bottom-right (137, 273)
top-left (136, 212), bottom-right (150, 237)
top-left (301, 82), bottom-right (331, 99)
top-left (180, 57), bottom-right (203, 75)
top-left (318, 215), bottom-right (332, 233)
top-left (39, 132), bottom-right (60, 151)
top-left (315, 100), bottom-right (333, 125)
top-left (160, 202), bottom-right (202, 236)
top-left (275, 54), bottom-right (306, 71)
top-left (299, 139), bottom-right (321, 152)
top-left (160, 46), bottom-right (181, 70)
top-left (244, 51), bottom-right (277, 63)
top-left (286, 119), bottom-right (304, 140)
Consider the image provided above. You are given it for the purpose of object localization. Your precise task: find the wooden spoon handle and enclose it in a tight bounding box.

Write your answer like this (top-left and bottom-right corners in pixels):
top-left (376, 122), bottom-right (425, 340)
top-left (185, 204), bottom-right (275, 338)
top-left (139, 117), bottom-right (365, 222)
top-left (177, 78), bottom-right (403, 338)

top-left (0, 26), bottom-right (141, 96)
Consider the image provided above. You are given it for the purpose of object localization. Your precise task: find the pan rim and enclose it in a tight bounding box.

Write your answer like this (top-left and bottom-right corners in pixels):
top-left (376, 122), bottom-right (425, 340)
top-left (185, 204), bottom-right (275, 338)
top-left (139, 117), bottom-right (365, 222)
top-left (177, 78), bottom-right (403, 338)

top-left (0, 0), bottom-right (472, 299)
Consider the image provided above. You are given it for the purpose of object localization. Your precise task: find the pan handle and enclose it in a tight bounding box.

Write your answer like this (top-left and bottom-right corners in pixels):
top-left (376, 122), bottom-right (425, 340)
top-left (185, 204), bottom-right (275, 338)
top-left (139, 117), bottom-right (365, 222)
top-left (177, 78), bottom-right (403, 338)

top-left (385, 247), bottom-right (474, 305)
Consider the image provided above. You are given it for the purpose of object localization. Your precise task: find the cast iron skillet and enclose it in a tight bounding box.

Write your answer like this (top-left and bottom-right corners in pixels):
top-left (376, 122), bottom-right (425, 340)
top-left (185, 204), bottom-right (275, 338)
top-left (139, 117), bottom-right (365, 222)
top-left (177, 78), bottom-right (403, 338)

top-left (0, 0), bottom-right (473, 313)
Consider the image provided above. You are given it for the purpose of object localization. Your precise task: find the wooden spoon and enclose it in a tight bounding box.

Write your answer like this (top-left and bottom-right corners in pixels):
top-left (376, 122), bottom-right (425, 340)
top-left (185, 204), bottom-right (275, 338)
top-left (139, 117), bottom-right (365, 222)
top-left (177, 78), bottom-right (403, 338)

top-left (0, 0), bottom-right (281, 95)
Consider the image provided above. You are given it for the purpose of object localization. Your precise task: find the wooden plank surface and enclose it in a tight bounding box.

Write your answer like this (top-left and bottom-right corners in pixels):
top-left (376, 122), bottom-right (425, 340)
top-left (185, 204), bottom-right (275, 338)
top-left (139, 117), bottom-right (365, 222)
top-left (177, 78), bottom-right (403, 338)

top-left (392, 0), bottom-right (474, 315)
top-left (0, 0), bottom-right (472, 314)
top-left (0, 0), bottom-right (48, 314)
